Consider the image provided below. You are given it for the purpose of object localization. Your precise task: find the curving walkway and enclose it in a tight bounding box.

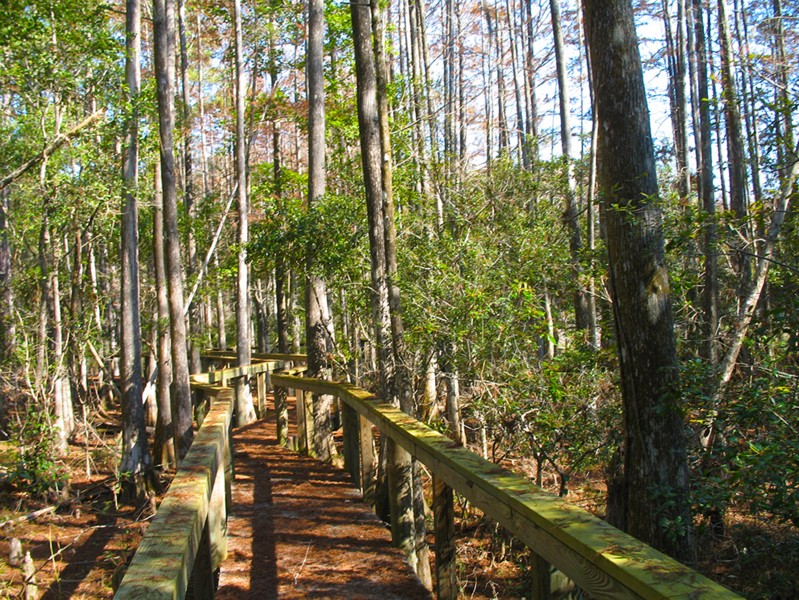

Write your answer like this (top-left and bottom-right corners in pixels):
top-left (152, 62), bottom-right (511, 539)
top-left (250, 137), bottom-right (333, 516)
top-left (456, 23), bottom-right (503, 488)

top-left (215, 394), bottom-right (432, 600)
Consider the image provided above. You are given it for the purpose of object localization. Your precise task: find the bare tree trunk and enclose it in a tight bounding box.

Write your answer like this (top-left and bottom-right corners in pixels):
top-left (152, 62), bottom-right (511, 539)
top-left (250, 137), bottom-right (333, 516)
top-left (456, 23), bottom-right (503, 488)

top-left (120, 0), bottom-right (153, 498)
top-left (233, 0), bottom-right (256, 427)
top-left (178, 0), bottom-right (202, 375)
top-left (735, 0), bottom-right (762, 206)
top-left (153, 160), bottom-right (175, 469)
top-left (197, 13), bottom-right (210, 198)
top-left (351, 0), bottom-right (420, 579)
top-left (717, 0), bottom-right (751, 309)
top-left (306, 0), bottom-right (335, 460)
top-left (215, 254), bottom-right (226, 349)
top-left (663, 0), bottom-right (691, 199)
top-left (583, 0), bottom-right (694, 563)
top-left (690, 0), bottom-right (718, 366)
top-left (771, 0), bottom-right (793, 175)
top-left (153, 0), bottom-right (193, 459)
top-left (550, 0), bottom-right (589, 333)
top-left (522, 0), bottom-right (540, 165)
top-left (0, 188), bottom-right (13, 365)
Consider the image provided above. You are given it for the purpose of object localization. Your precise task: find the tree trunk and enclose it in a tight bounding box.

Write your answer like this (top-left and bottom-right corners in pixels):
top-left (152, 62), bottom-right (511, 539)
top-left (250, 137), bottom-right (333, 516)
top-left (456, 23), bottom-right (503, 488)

top-left (717, 0), bottom-right (751, 308)
top-left (662, 0), bottom-right (690, 199)
top-left (153, 0), bottom-right (193, 460)
top-left (550, 0), bottom-right (589, 333)
top-left (351, 0), bottom-right (420, 578)
top-left (583, 0), bottom-right (694, 563)
top-left (233, 0), bottom-right (256, 426)
top-left (690, 0), bottom-right (718, 366)
top-left (0, 188), bottom-right (13, 365)
top-left (153, 160), bottom-right (175, 469)
top-left (120, 0), bottom-right (153, 499)
top-left (178, 0), bottom-right (202, 375)
top-left (306, 0), bottom-right (335, 460)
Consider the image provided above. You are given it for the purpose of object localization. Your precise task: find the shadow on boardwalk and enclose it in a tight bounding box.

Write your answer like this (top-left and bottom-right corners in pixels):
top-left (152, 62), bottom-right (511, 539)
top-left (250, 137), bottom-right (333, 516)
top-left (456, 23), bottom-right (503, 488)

top-left (215, 398), bottom-right (432, 600)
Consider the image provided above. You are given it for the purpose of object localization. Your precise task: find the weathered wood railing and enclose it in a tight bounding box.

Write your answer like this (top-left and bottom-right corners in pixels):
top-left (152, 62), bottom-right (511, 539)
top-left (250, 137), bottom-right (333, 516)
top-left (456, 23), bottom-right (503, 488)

top-left (115, 351), bottom-right (741, 599)
top-left (114, 353), bottom-right (301, 599)
top-left (270, 370), bottom-right (742, 600)
top-left (114, 384), bottom-right (233, 599)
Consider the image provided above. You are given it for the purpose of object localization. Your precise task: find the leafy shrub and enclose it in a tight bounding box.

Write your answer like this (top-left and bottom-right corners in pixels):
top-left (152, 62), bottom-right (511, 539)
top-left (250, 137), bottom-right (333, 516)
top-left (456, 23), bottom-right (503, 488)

top-left (9, 402), bottom-right (67, 499)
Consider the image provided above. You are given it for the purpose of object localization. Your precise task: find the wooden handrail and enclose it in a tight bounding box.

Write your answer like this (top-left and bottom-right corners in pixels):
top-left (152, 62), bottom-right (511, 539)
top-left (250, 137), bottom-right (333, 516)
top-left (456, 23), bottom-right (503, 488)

top-left (115, 352), bottom-right (741, 599)
top-left (115, 385), bottom-right (234, 599)
top-left (115, 352), bottom-right (299, 599)
top-left (271, 371), bottom-right (742, 600)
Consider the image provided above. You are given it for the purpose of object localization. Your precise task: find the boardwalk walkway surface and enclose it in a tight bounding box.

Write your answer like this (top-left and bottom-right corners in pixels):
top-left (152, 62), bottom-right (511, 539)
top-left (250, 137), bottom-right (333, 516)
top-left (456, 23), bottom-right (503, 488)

top-left (215, 396), bottom-right (433, 600)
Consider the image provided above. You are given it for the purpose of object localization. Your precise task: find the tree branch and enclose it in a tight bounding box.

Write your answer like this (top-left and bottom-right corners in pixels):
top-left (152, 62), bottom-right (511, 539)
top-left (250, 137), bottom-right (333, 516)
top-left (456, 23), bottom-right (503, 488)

top-left (0, 111), bottom-right (104, 192)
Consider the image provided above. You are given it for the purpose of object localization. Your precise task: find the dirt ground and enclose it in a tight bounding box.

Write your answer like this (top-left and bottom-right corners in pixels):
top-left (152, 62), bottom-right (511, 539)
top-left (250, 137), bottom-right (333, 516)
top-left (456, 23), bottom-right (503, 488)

top-left (0, 424), bottom-right (161, 599)
top-left (215, 418), bottom-right (432, 599)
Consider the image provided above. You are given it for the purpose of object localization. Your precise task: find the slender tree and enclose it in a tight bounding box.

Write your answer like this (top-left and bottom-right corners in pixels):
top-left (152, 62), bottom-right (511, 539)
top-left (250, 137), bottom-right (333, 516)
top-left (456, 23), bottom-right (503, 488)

top-left (690, 0), bottom-right (719, 365)
top-left (177, 0), bottom-right (203, 375)
top-left (120, 0), bottom-right (153, 498)
top-left (351, 0), bottom-right (422, 579)
top-left (153, 160), bottom-right (176, 468)
top-left (549, 0), bottom-right (589, 333)
top-left (153, 0), bottom-right (193, 459)
top-left (0, 188), bottom-right (12, 365)
top-left (306, 0), bottom-right (335, 460)
top-left (233, 0), bottom-right (256, 426)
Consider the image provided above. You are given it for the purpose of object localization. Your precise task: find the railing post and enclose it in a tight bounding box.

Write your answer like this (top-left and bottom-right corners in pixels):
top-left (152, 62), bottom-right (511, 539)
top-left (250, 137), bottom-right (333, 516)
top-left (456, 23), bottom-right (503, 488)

top-left (275, 384), bottom-right (289, 446)
top-left (208, 434), bottom-right (228, 571)
top-left (186, 522), bottom-right (215, 600)
top-left (341, 403), bottom-right (361, 487)
top-left (386, 439), bottom-right (416, 571)
top-left (531, 553), bottom-right (552, 600)
top-left (359, 414), bottom-right (375, 504)
top-left (297, 390), bottom-right (316, 456)
top-left (256, 371), bottom-right (267, 417)
top-left (433, 475), bottom-right (457, 600)
top-left (194, 387), bottom-right (208, 426)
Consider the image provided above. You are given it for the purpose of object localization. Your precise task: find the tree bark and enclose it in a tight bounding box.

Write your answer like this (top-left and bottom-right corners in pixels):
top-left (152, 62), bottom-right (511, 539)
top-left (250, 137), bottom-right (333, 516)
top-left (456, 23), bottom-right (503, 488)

top-left (549, 0), bottom-right (589, 333)
top-left (306, 0), bottom-right (335, 460)
top-left (233, 0), bottom-right (256, 426)
top-left (662, 0), bottom-right (690, 199)
top-left (0, 188), bottom-right (13, 365)
top-left (351, 0), bottom-right (421, 578)
top-left (178, 0), bottom-right (202, 375)
top-left (583, 0), bottom-right (694, 563)
top-left (120, 0), bottom-right (153, 499)
top-left (690, 0), bottom-right (718, 366)
top-left (153, 0), bottom-right (193, 460)
top-left (153, 160), bottom-right (175, 469)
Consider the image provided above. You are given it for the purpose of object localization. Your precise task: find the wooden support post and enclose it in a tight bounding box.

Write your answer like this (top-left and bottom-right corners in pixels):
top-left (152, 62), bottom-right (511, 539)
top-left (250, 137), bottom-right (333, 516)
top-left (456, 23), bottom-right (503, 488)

top-left (531, 552), bottom-right (551, 600)
top-left (256, 372), bottom-right (267, 417)
top-left (275, 385), bottom-right (289, 446)
top-left (297, 389), bottom-right (316, 457)
top-left (433, 475), bottom-right (458, 600)
top-left (186, 521), bottom-right (215, 600)
top-left (22, 551), bottom-right (36, 600)
top-left (359, 414), bottom-right (375, 504)
top-left (208, 445), bottom-right (228, 571)
top-left (341, 403), bottom-right (361, 486)
top-left (386, 438), bottom-right (417, 572)
top-left (194, 388), bottom-right (207, 425)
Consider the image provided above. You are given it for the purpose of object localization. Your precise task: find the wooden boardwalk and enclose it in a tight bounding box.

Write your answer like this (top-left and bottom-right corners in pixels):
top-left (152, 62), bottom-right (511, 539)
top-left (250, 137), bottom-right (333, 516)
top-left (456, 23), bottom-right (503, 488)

top-left (215, 396), bottom-right (432, 600)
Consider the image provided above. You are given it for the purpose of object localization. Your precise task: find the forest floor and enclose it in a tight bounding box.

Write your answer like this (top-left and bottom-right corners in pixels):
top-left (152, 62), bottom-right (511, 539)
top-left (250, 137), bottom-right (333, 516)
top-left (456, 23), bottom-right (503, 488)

top-left (0, 393), bottom-right (797, 599)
